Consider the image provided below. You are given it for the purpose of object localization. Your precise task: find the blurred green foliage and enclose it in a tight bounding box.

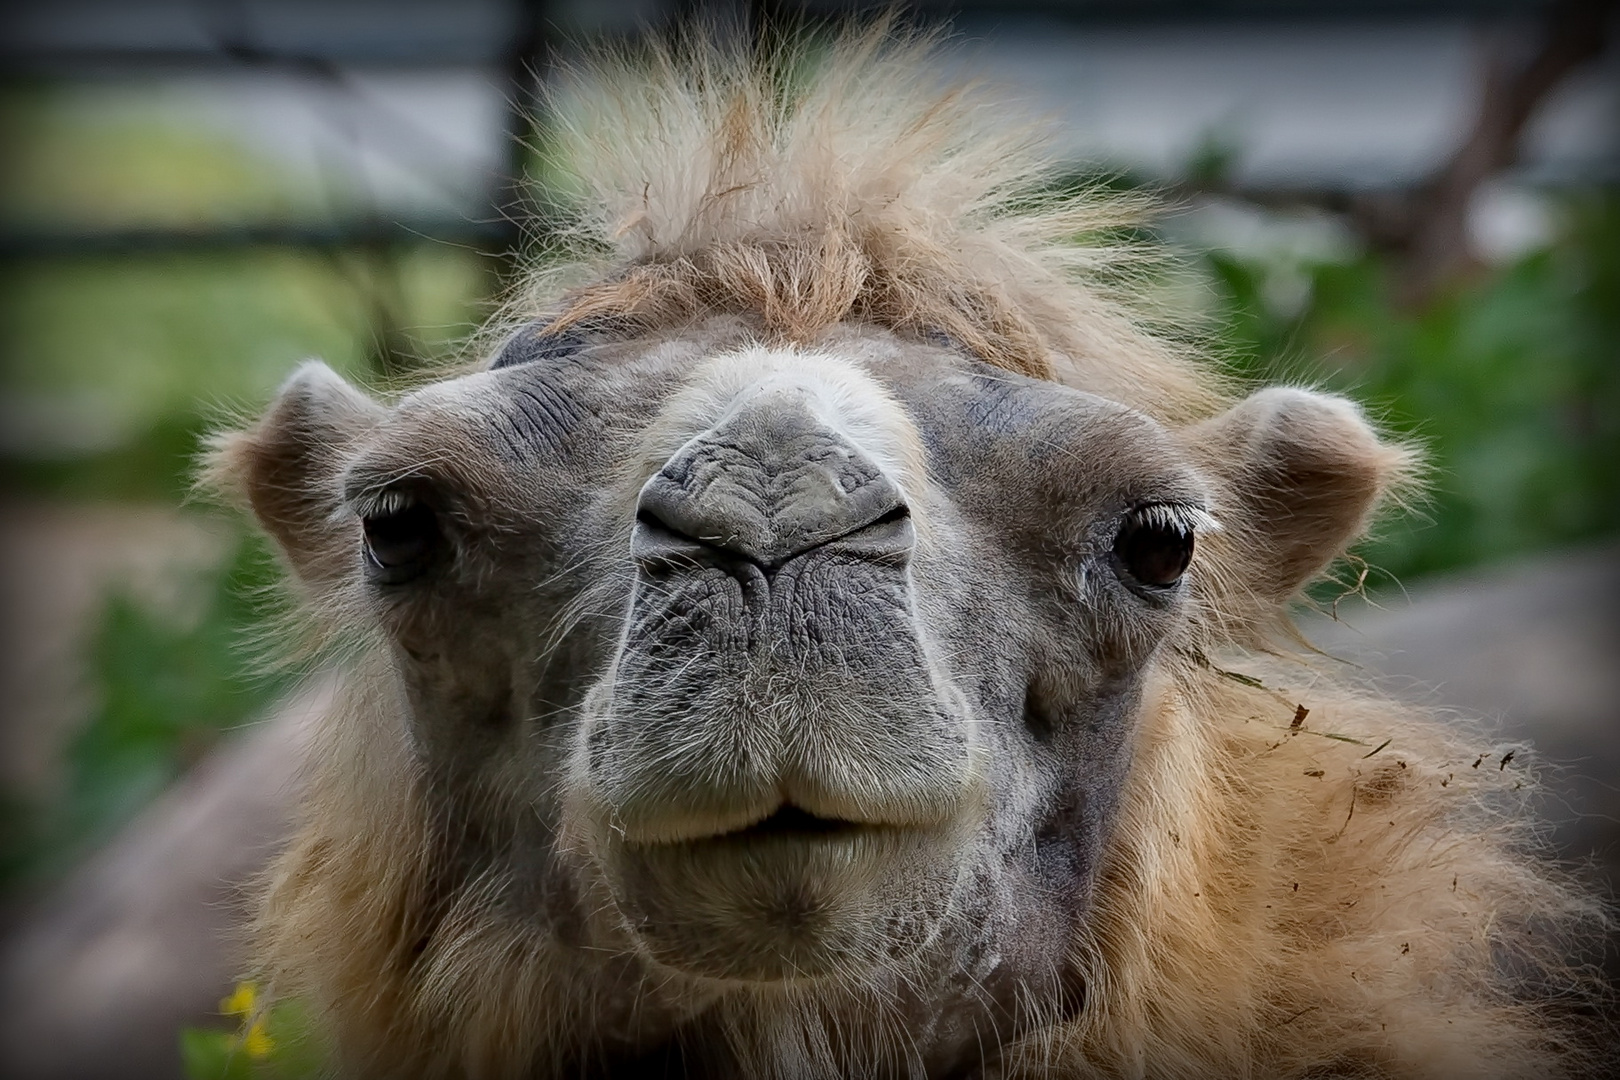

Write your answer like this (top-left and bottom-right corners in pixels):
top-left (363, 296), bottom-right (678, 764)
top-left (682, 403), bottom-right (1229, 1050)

top-left (1, 83), bottom-right (314, 227)
top-left (1, 81), bottom-right (490, 501)
top-left (0, 246), bottom-right (486, 501)
top-left (0, 534), bottom-right (288, 887)
top-left (1206, 190), bottom-right (1620, 584)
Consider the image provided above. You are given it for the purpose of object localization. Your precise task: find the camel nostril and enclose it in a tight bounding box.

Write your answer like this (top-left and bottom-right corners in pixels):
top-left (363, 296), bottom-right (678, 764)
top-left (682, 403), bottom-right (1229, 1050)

top-left (630, 506), bottom-right (735, 569)
top-left (869, 503), bottom-right (910, 528)
top-left (1022, 681), bottom-right (1059, 744)
top-left (632, 402), bottom-right (915, 570)
top-left (633, 507), bottom-right (683, 540)
top-left (631, 496), bottom-right (914, 573)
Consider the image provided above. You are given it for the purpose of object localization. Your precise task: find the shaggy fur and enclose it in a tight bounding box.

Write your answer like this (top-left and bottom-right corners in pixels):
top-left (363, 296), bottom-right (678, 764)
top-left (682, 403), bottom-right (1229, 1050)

top-left (216, 25), bottom-right (1611, 1079)
top-left (491, 24), bottom-right (1218, 422)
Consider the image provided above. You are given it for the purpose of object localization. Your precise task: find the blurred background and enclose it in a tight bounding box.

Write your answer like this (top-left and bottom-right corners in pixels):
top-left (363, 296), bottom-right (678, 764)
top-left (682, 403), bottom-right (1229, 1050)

top-left (0, 1), bottom-right (1615, 1077)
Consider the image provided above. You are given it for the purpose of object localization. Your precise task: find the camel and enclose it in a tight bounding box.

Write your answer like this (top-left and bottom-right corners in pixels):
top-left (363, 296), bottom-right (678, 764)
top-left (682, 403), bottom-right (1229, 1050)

top-left (207, 27), bottom-right (1610, 1079)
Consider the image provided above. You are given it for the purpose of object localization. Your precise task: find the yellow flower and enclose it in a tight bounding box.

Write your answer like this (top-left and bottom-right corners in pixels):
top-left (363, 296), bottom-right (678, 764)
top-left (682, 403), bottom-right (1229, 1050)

top-left (221, 981), bottom-right (276, 1058)
top-left (241, 1019), bottom-right (275, 1059)
top-left (221, 982), bottom-right (257, 1019)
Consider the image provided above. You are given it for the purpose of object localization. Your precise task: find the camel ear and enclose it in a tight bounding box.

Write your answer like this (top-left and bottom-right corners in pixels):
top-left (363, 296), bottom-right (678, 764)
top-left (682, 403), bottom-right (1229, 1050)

top-left (1188, 387), bottom-right (1414, 606)
top-left (206, 361), bottom-right (383, 586)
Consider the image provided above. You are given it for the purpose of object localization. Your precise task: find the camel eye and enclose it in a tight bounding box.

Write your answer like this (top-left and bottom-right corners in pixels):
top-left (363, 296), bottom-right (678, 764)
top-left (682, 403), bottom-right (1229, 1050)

top-left (362, 499), bottom-right (442, 584)
top-left (1112, 507), bottom-right (1195, 590)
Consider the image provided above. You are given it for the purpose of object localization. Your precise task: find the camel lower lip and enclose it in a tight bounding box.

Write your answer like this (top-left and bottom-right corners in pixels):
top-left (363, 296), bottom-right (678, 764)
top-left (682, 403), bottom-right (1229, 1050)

top-left (614, 803), bottom-right (890, 849)
top-left (603, 821), bottom-right (955, 981)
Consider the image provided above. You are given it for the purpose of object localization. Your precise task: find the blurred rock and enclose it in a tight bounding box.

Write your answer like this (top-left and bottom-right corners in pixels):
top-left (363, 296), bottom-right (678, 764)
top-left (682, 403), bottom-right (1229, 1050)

top-left (1302, 544), bottom-right (1620, 896)
top-left (0, 677), bottom-right (329, 1080)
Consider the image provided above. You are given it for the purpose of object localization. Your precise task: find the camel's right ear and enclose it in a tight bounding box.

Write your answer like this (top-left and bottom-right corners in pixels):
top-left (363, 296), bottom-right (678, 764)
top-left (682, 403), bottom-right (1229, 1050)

top-left (1182, 387), bottom-right (1416, 644)
top-left (206, 361), bottom-right (383, 586)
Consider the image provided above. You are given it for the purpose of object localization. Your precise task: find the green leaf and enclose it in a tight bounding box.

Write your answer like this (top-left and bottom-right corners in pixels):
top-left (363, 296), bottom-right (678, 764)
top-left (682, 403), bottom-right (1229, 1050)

top-left (179, 1027), bottom-right (254, 1080)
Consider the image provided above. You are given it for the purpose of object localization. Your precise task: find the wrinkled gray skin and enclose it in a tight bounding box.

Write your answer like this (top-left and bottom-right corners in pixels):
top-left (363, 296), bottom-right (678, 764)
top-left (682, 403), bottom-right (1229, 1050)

top-left (259, 316), bottom-right (1342, 1076)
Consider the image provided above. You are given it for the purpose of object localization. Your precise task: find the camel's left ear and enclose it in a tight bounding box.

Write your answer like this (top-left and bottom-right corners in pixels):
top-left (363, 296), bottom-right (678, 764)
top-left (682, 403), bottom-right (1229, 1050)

top-left (203, 360), bottom-right (385, 587)
top-left (1186, 387), bottom-right (1415, 610)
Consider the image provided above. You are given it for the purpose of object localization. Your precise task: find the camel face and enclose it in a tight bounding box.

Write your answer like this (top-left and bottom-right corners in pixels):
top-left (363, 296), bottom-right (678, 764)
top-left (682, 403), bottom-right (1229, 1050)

top-left (253, 318), bottom-right (1216, 995)
top-left (573, 338), bottom-right (1211, 983)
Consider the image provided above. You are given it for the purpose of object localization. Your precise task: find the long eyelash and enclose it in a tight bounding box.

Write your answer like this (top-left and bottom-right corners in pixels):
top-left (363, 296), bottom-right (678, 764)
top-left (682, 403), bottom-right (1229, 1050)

top-left (1131, 502), bottom-right (1220, 535)
top-left (353, 487), bottom-right (418, 518)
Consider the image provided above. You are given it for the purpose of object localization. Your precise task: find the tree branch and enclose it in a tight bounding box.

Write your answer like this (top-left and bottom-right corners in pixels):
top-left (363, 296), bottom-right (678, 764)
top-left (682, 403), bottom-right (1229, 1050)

top-left (1392, 0), bottom-right (1614, 305)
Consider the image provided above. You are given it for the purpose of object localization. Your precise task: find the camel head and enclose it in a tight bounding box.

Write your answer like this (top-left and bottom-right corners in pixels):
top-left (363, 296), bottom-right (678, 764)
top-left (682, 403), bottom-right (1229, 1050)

top-left (217, 317), bottom-right (1392, 1042)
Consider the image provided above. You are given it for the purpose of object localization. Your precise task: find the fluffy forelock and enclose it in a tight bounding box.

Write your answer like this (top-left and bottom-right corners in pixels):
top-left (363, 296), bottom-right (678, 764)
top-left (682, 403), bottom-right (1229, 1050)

top-left (495, 22), bottom-right (1220, 424)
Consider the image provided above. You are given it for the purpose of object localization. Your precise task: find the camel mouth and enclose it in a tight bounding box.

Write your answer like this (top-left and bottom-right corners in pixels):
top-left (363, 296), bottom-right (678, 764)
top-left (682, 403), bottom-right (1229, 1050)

top-left (601, 802), bottom-right (955, 982)
top-left (717, 803), bottom-right (864, 842)
top-left (615, 802), bottom-right (876, 849)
